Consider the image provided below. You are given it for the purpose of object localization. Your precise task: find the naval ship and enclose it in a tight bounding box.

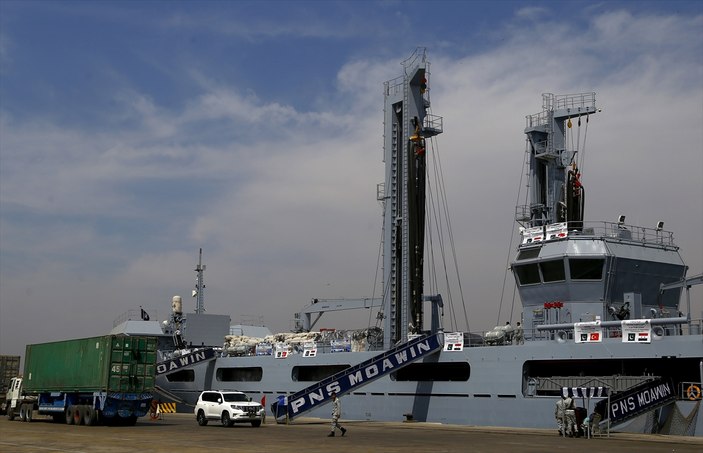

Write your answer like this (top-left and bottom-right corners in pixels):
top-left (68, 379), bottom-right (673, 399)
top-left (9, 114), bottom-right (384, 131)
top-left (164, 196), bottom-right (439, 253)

top-left (113, 49), bottom-right (702, 436)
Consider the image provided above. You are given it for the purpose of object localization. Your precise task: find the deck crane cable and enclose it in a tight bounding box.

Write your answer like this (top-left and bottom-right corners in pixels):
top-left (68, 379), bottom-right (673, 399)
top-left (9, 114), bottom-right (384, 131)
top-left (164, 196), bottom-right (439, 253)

top-left (425, 142), bottom-right (452, 328)
top-left (579, 114), bottom-right (590, 178)
top-left (576, 115), bottom-right (582, 156)
top-left (433, 135), bottom-right (470, 332)
top-left (496, 138), bottom-right (530, 325)
top-left (427, 131), bottom-right (469, 332)
top-left (426, 85), bottom-right (469, 330)
top-left (425, 138), bottom-right (458, 331)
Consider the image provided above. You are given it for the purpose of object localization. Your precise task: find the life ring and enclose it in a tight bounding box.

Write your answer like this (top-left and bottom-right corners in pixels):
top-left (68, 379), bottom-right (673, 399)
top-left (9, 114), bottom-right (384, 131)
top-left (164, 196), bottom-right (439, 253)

top-left (686, 385), bottom-right (701, 401)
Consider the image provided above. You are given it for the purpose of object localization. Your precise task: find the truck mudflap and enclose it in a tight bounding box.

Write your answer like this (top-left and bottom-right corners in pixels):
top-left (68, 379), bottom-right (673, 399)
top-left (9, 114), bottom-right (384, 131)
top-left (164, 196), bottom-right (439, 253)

top-left (102, 393), bottom-right (153, 418)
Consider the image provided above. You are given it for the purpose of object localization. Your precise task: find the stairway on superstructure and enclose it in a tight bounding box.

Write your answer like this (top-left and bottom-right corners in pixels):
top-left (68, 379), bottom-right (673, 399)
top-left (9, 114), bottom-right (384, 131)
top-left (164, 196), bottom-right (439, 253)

top-left (273, 332), bottom-right (443, 422)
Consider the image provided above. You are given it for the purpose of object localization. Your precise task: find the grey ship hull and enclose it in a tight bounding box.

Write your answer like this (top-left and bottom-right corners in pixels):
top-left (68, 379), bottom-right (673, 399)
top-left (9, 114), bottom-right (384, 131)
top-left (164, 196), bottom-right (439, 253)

top-left (156, 334), bottom-right (703, 434)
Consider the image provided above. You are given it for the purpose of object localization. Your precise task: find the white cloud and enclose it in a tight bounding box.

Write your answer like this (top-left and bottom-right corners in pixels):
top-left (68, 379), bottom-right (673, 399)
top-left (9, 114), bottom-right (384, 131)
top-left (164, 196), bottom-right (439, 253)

top-left (1, 5), bottom-right (701, 356)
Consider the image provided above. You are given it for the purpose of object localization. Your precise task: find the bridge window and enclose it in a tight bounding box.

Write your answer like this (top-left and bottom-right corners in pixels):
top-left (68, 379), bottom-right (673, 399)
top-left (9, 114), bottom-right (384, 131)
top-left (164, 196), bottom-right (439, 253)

top-left (216, 367), bottom-right (263, 382)
top-left (517, 248), bottom-right (540, 260)
top-left (165, 369), bottom-right (194, 382)
top-left (540, 260), bottom-right (565, 282)
top-left (292, 365), bottom-right (350, 382)
top-left (514, 263), bottom-right (540, 285)
top-left (569, 258), bottom-right (604, 280)
top-left (391, 362), bottom-right (470, 381)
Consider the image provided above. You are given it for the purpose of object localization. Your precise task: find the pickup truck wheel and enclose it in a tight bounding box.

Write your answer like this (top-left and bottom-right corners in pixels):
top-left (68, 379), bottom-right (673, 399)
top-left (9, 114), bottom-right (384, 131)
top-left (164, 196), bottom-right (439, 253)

top-left (66, 406), bottom-right (75, 425)
top-left (221, 412), bottom-right (233, 427)
top-left (196, 410), bottom-right (208, 426)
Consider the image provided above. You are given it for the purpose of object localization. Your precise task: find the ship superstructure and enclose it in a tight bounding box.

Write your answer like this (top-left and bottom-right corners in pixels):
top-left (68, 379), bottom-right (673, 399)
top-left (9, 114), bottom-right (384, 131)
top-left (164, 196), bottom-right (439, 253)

top-left (514, 93), bottom-right (687, 336)
top-left (116, 49), bottom-right (703, 436)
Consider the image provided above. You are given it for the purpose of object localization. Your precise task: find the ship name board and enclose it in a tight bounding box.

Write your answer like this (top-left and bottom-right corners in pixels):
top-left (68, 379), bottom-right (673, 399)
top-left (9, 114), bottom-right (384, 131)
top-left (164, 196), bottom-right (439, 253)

top-left (156, 348), bottom-right (215, 375)
top-left (288, 338), bottom-right (438, 415)
top-left (609, 379), bottom-right (674, 423)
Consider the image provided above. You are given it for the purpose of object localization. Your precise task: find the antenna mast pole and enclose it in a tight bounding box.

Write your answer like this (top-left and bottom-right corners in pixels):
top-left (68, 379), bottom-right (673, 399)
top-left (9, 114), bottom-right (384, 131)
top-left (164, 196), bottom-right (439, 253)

top-left (194, 248), bottom-right (206, 314)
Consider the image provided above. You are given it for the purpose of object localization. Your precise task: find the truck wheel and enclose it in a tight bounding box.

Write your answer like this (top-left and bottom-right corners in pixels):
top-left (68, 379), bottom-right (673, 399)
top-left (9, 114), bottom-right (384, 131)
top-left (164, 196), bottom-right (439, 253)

top-left (83, 407), bottom-right (96, 426)
top-left (25, 406), bottom-right (33, 422)
top-left (251, 420), bottom-right (261, 427)
top-left (19, 404), bottom-right (26, 422)
top-left (74, 406), bottom-right (85, 425)
top-left (66, 406), bottom-right (75, 425)
top-left (7, 410), bottom-right (15, 421)
top-left (196, 410), bottom-right (208, 426)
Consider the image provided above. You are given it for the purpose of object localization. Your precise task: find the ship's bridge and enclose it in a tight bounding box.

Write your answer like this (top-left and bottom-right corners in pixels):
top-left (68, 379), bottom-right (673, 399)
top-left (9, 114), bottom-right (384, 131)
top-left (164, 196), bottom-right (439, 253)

top-left (511, 220), bottom-right (686, 334)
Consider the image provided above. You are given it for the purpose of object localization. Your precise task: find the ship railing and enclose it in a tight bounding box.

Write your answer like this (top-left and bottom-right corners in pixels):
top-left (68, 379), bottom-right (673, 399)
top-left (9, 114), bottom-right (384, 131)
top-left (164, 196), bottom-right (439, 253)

top-left (529, 375), bottom-right (656, 397)
top-left (384, 75), bottom-right (405, 97)
top-left (526, 92), bottom-right (596, 128)
top-left (518, 220), bottom-right (676, 248)
top-left (461, 318), bottom-right (701, 348)
top-left (514, 205), bottom-right (532, 223)
top-left (112, 309), bottom-right (162, 327)
top-left (549, 92), bottom-right (596, 111)
top-left (533, 316), bottom-right (701, 338)
top-left (400, 47), bottom-right (427, 74)
top-left (423, 113), bottom-right (443, 136)
top-left (526, 110), bottom-right (549, 128)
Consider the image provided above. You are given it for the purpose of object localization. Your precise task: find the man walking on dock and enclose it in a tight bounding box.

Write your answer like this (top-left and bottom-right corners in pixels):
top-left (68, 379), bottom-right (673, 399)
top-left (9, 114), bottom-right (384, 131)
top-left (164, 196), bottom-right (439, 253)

top-left (328, 392), bottom-right (346, 437)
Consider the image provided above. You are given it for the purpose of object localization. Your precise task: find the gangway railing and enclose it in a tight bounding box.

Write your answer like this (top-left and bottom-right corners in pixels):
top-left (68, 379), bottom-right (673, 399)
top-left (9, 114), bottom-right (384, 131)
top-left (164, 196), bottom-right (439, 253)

top-left (273, 332), bottom-right (443, 422)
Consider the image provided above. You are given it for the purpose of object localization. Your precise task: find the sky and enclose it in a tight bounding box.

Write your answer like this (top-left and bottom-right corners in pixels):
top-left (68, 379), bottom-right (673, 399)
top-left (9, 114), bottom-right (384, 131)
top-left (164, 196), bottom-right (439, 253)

top-left (1, 0), bottom-right (701, 357)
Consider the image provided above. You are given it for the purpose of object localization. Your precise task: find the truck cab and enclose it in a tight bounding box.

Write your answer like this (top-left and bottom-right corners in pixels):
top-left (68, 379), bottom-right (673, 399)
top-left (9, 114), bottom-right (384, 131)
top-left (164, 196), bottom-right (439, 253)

top-left (3, 377), bottom-right (33, 420)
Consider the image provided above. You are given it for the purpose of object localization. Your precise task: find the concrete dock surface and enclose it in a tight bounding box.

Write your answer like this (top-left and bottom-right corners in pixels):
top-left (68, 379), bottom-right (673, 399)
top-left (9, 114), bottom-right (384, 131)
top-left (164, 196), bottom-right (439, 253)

top-left (1, 413), bottom-right (702, 452)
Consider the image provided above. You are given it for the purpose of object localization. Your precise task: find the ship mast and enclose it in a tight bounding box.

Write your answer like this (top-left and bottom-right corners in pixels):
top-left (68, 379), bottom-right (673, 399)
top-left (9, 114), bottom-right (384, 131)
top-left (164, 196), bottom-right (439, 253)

top-left (381, 48), bottom-right (442, 346)
top-left (520, 93), bottom-right (598, 229)
top-left (194, 248), bottom-right (206, 314)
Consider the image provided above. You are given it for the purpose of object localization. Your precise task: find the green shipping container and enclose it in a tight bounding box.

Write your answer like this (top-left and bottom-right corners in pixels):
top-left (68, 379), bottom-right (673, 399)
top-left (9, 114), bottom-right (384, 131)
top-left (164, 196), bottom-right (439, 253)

top-left (23, 335), bottom-right (157, 394)
top-left (1, 355), bottom-right (21, 392)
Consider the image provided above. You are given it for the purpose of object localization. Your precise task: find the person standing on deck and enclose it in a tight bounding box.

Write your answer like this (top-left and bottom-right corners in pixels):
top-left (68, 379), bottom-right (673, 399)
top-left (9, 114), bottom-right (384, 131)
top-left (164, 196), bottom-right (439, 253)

top-left (328, 392), bottom-right (347, 437)
top-left (514, 322), bottom-right (524, 344)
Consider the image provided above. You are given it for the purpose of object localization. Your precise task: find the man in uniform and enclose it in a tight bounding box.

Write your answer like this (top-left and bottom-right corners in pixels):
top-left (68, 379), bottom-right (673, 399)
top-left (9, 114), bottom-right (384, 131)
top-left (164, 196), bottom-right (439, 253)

top-left (327, 392), bottom-right (347, 437)
top-left (514, 321), bottom-right (524, 345)
top-left (564, 395), bottom-right (576, 437)
top-left (554, 396), bottom-right (566, 435)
